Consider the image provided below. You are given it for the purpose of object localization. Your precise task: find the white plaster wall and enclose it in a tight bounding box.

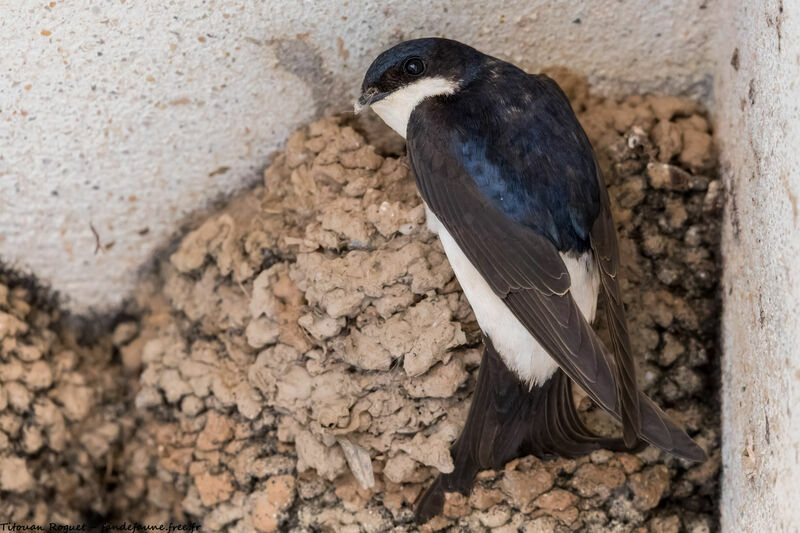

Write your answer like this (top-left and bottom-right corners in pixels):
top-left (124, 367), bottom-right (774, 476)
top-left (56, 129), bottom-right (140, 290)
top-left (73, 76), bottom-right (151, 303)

top-left (714, 0), bottom-right (800, 531)
top-left (0, 0), bottom-right (715, 313)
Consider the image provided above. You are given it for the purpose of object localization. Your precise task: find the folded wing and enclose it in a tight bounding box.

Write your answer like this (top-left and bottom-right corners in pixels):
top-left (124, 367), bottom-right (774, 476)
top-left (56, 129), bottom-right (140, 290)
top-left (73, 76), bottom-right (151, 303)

top-left (407, 111), bottom-right (705, 461)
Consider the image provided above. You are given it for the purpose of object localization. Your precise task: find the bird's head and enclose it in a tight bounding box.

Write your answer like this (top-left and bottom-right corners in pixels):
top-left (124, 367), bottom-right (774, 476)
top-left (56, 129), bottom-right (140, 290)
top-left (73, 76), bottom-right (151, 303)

top-left (355, 38), bottom-right (484, 138)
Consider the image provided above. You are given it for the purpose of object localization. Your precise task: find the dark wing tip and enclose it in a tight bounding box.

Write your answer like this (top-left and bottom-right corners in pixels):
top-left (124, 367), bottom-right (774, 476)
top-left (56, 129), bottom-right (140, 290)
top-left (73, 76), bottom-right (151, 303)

top-left (638, 393), bottom-right (707, 463)
top-left (670, 436), bottom-right (709, 463)
top-left (623, 423), bottom-right (640, 449)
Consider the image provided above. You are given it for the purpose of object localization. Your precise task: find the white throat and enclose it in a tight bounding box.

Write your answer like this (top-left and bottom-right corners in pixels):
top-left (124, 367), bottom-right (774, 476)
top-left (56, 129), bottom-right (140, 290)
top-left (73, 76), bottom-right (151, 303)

top-left (367, 77), bottom-right (458, 138)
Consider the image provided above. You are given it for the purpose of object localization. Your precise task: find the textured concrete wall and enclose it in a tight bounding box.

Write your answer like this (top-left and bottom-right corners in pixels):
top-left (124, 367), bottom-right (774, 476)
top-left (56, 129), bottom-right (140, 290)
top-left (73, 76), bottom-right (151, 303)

top-left (0, 0), bottom-right (715, 313)
top-left (714, 0), bottom-right (800, 531)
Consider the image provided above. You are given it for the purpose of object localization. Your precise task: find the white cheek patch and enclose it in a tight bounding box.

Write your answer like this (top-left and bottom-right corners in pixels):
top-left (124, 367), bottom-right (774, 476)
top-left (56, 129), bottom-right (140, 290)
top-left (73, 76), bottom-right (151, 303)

top-left (425, 206), bottom-right (600, 386)
top-left (369, 77), bottom-right (459, 139)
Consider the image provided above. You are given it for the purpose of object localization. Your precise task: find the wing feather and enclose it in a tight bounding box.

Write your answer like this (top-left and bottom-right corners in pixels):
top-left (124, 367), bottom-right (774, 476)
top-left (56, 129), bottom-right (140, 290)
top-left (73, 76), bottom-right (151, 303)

top-left (407, 115), bottom-right (705, 461)
top-left (590, 174), bottom-right (641, 446)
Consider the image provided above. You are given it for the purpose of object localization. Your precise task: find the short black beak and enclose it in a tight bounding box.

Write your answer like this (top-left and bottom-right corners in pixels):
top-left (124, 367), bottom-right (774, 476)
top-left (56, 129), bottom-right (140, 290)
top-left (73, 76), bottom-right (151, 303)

top-left (354, 87), bottom-right (387, 114)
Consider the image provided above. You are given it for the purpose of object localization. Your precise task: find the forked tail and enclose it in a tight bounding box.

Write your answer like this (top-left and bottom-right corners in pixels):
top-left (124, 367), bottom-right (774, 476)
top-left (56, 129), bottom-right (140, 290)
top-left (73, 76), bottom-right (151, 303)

top-left (415, 338), bottom-right (635, 523)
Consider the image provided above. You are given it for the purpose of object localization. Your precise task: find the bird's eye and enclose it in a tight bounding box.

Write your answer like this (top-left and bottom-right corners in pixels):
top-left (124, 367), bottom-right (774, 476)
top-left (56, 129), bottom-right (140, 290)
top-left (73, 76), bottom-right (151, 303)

top-left (403, 57), bottom-right (425, 76)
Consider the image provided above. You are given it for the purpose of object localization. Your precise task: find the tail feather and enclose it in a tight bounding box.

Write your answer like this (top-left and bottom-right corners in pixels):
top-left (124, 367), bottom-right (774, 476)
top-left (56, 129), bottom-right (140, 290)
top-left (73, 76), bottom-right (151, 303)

top-left (415, 337), bottom-right (705, 524)
top-left (525, 367), bottom-right (638, 458)
top-left (416, 338), bottom-right (633, 524)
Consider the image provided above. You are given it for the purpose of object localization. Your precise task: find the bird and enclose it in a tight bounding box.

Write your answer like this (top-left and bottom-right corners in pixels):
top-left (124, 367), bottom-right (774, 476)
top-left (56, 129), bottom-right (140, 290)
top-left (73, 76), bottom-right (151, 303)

top-left (355, 38), bottom-right (707, 523)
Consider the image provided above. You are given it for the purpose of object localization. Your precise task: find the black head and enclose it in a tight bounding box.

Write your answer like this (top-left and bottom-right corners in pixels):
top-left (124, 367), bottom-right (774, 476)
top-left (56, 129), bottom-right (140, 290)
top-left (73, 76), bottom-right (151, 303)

top-left (356, 38), bottom-right (486, 110)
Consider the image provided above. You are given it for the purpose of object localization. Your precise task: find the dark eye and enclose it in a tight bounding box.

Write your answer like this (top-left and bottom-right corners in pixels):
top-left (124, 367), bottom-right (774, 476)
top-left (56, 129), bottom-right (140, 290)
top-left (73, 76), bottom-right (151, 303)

top-left (403, 57), bottom-right (425, 76)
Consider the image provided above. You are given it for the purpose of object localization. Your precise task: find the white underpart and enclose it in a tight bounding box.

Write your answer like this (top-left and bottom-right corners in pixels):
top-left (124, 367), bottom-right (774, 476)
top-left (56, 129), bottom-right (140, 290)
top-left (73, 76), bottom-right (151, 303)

top-left (367, 77), bottom-right (459, 138)
top-left (426, 207), bottom-right (600, 386)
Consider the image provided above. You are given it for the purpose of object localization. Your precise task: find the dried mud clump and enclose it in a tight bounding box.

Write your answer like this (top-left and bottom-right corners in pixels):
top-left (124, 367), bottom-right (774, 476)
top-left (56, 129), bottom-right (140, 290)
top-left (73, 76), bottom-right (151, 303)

top-left (128, 115), bottom-right (479, 532)
top-left (125, 74), bottom-right (721, 532)
top-left (0, 273), bottom-right (170, 523)
top-left (0, 73), bottom-right (721, 532)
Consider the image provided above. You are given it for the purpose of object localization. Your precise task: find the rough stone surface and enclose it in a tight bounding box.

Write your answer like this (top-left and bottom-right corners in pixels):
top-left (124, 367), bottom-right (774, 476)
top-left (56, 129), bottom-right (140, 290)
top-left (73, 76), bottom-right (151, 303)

top-left (0, 2), bottom-right (716, 314)
top-left (714, 0), bottom-right (800, 531)
top-left (0, 75), bottom-right (720, 531)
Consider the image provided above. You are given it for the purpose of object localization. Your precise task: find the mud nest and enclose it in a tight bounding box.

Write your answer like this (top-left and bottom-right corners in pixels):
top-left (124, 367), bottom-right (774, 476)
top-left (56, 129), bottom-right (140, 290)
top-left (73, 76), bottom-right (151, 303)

top-left (0, 71), bottom-right (722, 533)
